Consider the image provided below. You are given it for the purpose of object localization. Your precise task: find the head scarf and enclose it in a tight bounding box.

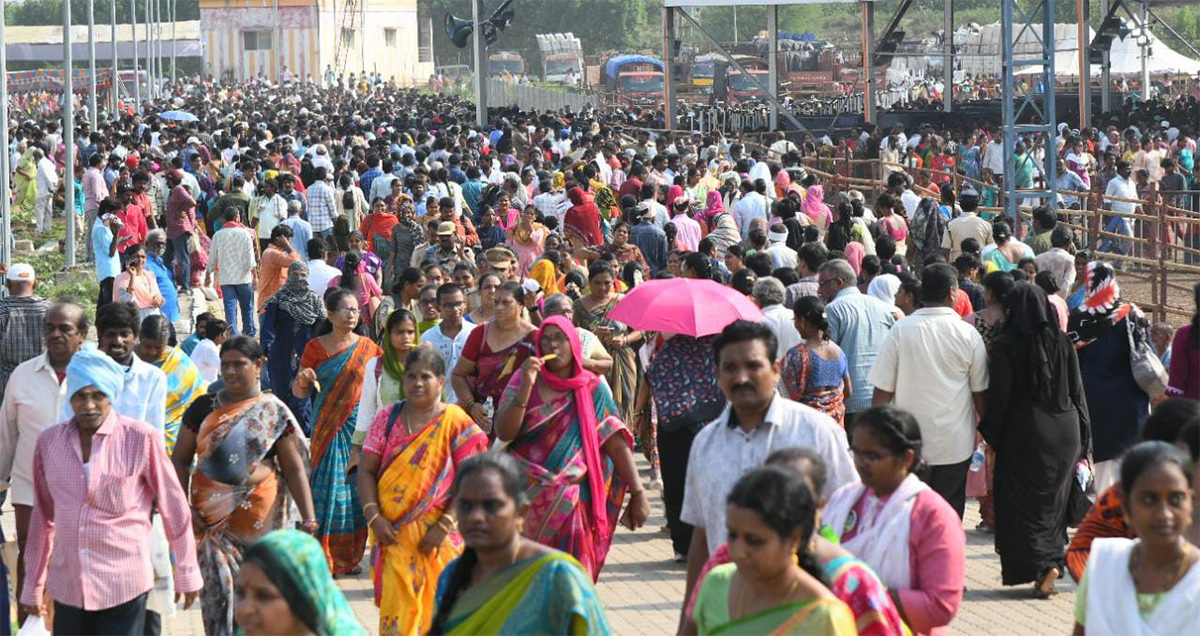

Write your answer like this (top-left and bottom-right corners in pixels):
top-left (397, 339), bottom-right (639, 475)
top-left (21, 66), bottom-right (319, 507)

top-left (535, 316), bottom-right (610, 548)
top-left (593, 185), bottom-right (618, 220)
top-left (378, 312), bottom-right (412, 405)
top-left (270, 262), bottom-right (325, 326)
top-left (665, 185), bottom-right (685, 209)
top-left (844, 242), bottom-right (866, 275)
top-left (1000, 282), bottom-right (1060, 403)
top-left (1067, 261), bottom-right (1133, 349)
top-left (529, 259), bottom-right (561, 297)
top-left (700, 189), bottom-right (726, 226)
top-left (867, 273), bottom-right (902, 306)
top-left (66, 346), bottom-right (126, 404)
top-left (242, 530), bottom-right (363, 636)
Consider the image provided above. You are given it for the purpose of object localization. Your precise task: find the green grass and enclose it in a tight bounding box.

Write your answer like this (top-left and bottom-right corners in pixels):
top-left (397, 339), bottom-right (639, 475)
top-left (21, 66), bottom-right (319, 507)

top-left (10, 208), bottom-right (99, 323)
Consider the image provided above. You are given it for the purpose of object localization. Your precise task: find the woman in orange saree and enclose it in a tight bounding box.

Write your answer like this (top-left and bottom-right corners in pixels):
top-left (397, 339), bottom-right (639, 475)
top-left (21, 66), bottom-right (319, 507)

top-left (294, 288), bottom-right (383, 575)
top-left (357, 347), bottom-right (487, 635)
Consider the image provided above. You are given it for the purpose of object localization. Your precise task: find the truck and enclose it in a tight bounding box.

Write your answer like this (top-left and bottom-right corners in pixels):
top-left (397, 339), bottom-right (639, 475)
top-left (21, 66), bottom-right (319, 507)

top-left (602, 54), bottom-right (665, 106)
top-left (487, 51), bottom-right (526, 78)
top-left (536, 33), bottom-right (584, 86)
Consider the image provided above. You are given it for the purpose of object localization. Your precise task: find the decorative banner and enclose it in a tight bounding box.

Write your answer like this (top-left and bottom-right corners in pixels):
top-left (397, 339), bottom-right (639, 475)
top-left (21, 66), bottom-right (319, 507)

top-left (5, 68), bottom-right (116, 95)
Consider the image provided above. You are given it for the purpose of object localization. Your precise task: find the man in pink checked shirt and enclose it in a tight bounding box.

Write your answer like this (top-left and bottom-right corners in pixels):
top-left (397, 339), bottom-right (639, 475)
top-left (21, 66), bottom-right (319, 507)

top-left (20, 347), bottom-right (201, 634)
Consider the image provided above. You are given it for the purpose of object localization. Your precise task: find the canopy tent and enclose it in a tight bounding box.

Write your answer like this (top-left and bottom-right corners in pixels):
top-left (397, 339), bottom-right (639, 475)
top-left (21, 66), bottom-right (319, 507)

top-left (5, 21), bottom-right (201, 63)
top-left (954, 22), bottom-right (1200, 77)
top-left (6, 69), bottom-right (116, 94)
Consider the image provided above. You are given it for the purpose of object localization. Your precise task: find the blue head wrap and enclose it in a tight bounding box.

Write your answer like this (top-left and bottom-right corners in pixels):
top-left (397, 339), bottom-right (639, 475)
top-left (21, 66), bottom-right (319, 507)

top-left (66, 346), bottom-right (126, 403)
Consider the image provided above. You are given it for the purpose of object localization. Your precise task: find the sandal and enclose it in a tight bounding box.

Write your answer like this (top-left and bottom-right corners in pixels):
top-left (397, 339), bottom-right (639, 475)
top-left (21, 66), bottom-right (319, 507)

top-left (1032, 566), bottom-right (1060, 599)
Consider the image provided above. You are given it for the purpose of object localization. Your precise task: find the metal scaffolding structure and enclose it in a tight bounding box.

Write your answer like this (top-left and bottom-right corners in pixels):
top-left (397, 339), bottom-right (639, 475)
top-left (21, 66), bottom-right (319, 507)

top-left (1001, 0), bottom-right (1057, 225)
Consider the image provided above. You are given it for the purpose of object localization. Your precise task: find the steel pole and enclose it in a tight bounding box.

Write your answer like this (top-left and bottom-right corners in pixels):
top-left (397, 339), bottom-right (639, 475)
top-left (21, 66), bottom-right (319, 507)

top-left (170, 0), bottom-right (177, 83)
top-left (0, 14), bottom-right (11, 267)
top-left (768, 5), bottom-right (779, 129)
top-left (132, 0), bottom-right (141, 112)
top-left (862, 1), bottom-right (876, 125)
top-left (1101, 0), bottom-right (1111, 112)
top-left (144, 0), bottom-right (152, 99)
top-left (663, 6), bottom-right (676, 132)
top-left (943, 0), bottom-right (952, 113)
top-left (64, 0), bottom-right (78, 268)
top-left (111, 0), bottom-right (120, 114)
top-left (1078, 0), bottom-right (1088, 129)
top-left (1140, 3), bottom-right (1150, 102)
top-left (88, 0), bottom-right (99, 126)
top-left (273, 0), bottom-right (281, 82)
top-left (156, 0), bottom-right (164, 91)
top-left (472, 0), bottom-right (487, 127)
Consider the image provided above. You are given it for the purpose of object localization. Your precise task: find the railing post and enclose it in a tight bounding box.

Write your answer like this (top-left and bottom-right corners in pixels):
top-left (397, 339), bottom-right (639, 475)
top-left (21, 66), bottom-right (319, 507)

top-left (1155, 182), bottom-right (1168, 323)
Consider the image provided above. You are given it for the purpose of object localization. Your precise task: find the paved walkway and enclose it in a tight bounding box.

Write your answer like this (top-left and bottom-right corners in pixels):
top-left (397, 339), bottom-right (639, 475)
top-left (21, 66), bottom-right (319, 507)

top-left (147, 463), bottom-right (1077, 635)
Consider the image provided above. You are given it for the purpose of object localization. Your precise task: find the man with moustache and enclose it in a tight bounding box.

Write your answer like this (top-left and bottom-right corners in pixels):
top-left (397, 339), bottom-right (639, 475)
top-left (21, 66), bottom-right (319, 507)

top-left (0, 303), bottom-right (87, 623)
top-left (20, 347), bottom-right (200, 634)
top-left (677, 321), bottom-right (858, 628)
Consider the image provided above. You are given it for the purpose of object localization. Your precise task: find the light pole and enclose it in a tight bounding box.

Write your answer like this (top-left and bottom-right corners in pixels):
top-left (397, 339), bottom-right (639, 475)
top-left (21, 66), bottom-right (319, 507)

top-left (64, 0), bottom-right (78, 268)
top-left (88, 0), bottom-right (99, 126)
top-left (111, 0), bottom-right (120, 114)
top-left (0, 13), bottom-right (11, 267)
top-left (132, 0), bottom-right (142, 112)
top-left (170, 0), bottom-right (177, 83)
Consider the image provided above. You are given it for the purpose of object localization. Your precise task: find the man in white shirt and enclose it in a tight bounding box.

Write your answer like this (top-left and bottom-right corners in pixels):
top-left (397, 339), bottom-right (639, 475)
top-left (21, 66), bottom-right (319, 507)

top-left (752, 278), bottom-right (801, 355)
top-left (207, 207), bottom-right (259, 336)
top-left (732, 179), bottom-right (767, 237)
top-left (0, 303), bottom-right (84, 619)
top-left (764, 224), bottom-right (798, 270)
top-left (306, 239), bottom-right (341, 294)
top-left (252, 177), bottom-right (288, 253)
top-left (680, 321), bottom-right (857, 617)
top-left (419, 284), bottom-right (476, 405)
top-left (1101, 161), bottom-right (1138, 258)
top-left (33, 148), bottom-right (59, 232)
top-left (768, 132), bottom-right (798, 161)
top-left (868, 263), bottom-right (988, 518)
top-left (941, 186), bottom-right (992, 261)
top-left (60, 302), bottom-right (168, 433)
top-left (982, 135), bottom-right (1007, 184)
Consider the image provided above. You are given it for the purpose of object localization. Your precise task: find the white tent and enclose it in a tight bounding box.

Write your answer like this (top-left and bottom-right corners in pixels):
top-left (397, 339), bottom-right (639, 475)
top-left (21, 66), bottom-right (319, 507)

top-left (953, 22), bottom-right (1200, 77)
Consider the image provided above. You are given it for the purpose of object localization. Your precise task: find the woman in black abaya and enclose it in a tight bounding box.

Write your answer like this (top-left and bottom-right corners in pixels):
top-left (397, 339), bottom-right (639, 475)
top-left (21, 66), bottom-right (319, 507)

top-left (979, 282), bottom-right (1091, 598)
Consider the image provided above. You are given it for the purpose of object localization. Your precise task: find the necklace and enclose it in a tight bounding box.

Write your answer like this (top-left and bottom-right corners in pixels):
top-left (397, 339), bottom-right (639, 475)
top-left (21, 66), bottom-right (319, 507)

top-left (1129, 540), bottom-right (1192, 605)
top-left (401, 403), bottom-right (441, 436)
top-left (731, 571), bottom-right (802, 620)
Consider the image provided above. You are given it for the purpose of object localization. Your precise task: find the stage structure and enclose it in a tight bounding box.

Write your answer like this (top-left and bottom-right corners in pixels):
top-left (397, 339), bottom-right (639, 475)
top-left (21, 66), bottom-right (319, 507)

top-left (1000, 0), bottom-right (1057, 224)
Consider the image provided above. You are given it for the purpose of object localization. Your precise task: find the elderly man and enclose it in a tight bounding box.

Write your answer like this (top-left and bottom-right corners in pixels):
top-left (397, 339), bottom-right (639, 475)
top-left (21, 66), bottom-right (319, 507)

top-left (281, 199), bottom-right (313, 262)
top-left (21, 347), bottom-right (200, 634)
top-left (0, 263), bottom-right (51, 407)
top-left (819, 259), bottom-right (896, 428)
top-left (752, 277), bottom-right (801, 355)
top-left (0, 303), bottom-right (86, 623)
top-left (763, 223), bottom-right (798, 270)
top-left (679, 321), bottom-right (857, 623)
top-left (143, 230), bottom-right (181, 325)
top-left (869, 263), bottom-right (989, 518)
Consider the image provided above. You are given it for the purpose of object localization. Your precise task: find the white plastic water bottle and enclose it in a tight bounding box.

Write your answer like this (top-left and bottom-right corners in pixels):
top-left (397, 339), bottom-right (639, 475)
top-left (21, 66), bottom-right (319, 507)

top-left (969, 443), bottom-right (986, 472)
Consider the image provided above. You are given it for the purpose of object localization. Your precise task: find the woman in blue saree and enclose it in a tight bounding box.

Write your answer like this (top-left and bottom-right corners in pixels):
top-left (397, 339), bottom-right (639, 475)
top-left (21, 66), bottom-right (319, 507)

top-left (293, 288), bottom-right (382, 574)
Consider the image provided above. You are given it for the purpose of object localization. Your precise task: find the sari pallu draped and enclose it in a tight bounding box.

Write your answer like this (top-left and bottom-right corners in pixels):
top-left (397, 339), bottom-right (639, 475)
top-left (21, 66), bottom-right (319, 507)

top-left (192, 394), bottom-right (306, 636)
top-left (502, 374), bottom-right (632, 581)
top-left (694, 564), bottom-right (857, 636)
top-left (367, 404), bottom-right (487, 636)
top-left (301, 336), bottom-right (383, 574)
top-left (573, 296), bottom-right (638, 424)
top-left (434, 553), bottom-right (611, 635)
top-left (152, 346), bottom-right (208, 454)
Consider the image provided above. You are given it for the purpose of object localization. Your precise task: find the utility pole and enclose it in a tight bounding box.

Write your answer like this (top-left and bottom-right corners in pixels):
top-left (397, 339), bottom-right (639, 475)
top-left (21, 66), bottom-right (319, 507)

top-left (273, 0), bottom-right (281, 82)
top-left (64, 0), bottom-right (78, 267)
top-left (132, 0), bottom-right (142, 112)
top-left (144, 0), bottom-right (152, 99)
top-left (170, 0), bottom-right (177, 83)
top-left (88, 0), bottom-right (99, 126)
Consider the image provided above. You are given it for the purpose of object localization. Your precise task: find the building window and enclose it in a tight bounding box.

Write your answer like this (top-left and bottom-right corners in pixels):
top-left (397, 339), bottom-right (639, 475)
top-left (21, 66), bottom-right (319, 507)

top-left (341, 27), bottom-right (355, 49)
top-left (385, 28), bottom-right (397, 48)
top-left (242, 30), bottom-right (272, 51)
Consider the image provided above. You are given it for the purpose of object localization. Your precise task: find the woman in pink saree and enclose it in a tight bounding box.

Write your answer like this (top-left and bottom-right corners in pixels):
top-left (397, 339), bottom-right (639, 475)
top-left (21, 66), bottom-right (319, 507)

top-left (801, 174), bottom-right (833, 229)
top-left (492, 316), bottom-right (650, 581)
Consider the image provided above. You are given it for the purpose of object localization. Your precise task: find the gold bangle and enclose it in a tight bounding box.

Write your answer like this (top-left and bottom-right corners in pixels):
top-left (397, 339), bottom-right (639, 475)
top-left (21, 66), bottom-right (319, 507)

top-left (367, 512), bottom-right (382, 527)
top-left (363, 502), bottom-right (379, 515)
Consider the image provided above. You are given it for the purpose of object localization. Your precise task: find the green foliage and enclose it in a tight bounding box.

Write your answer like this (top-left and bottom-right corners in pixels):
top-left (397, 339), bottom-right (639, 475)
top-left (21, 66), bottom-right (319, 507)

top-left (5, 0), bottom-right (200, 27)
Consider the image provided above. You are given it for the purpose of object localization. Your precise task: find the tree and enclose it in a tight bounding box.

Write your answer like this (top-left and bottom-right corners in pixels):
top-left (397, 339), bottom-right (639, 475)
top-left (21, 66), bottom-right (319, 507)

top-left (5, 0), bottom-right (200, 27)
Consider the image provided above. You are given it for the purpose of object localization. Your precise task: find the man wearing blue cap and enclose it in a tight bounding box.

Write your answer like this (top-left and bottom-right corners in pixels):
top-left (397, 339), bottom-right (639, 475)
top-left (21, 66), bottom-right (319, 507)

top-left (20, 347), bottom-right (201, 634)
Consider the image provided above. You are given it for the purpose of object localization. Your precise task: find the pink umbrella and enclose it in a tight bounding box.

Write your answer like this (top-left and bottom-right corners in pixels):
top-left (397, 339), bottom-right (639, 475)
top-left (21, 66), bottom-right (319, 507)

top-left (607, 278), bottom-right (765, 337)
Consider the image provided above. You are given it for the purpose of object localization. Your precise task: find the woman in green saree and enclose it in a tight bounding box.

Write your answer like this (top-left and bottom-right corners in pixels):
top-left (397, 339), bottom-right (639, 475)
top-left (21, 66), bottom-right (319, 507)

top-left (430, 452), bottom-right (611, 636)
top-left (692, 466), bottom-right (856, 635)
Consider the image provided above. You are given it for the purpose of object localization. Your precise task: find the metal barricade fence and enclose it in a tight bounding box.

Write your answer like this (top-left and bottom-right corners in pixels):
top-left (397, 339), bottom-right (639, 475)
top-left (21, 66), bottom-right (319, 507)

top-left (485, 78), bottom-right (594, 112)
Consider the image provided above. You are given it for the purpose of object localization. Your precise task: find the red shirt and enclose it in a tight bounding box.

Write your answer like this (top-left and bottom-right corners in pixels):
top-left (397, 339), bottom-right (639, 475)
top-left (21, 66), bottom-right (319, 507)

top-left (116, 205), bottom-right (148, 253)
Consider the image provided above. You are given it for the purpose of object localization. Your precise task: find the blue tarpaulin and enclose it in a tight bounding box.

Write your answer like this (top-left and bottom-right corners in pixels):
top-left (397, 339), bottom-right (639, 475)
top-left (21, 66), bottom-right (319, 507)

top-left (604, 55), bottom-right (664, 80)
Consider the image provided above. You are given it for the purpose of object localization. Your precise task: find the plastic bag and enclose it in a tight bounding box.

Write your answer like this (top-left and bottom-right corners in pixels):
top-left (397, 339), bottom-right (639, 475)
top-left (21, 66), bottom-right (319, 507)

top-left (17, 616), bottom-right (51, 636)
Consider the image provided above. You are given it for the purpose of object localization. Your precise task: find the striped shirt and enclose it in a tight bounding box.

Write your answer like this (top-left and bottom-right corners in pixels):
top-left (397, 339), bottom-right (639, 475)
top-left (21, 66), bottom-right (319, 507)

top-left (0, 295), bottom-right (50, 404)
top-left (306, 180), bottom-right (338, 232)
top-left (22, 411), bottom-right (202, 610)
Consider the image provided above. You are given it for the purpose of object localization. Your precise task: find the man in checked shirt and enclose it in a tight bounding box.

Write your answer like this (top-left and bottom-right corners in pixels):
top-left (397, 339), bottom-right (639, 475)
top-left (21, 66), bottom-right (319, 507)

top-left (20, 347), bottom-right (201, 634)
top-left (0, 263), bottom-right (51, 408)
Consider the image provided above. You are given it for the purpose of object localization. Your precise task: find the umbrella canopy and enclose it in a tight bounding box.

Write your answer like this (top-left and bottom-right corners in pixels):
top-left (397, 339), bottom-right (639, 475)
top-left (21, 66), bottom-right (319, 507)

top-left (159, 110), bottom-right (198, 122)
top-left (606, 278), bottom-right (764, 338)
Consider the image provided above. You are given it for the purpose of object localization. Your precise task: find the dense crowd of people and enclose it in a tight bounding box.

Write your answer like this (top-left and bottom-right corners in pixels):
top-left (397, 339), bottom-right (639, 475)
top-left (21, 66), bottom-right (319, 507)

top-left (0, 74), bottom-right (1196, 636)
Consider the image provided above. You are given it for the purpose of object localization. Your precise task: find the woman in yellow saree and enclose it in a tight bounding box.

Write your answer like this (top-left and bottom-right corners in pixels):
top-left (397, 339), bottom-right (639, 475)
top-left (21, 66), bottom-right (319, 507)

top-left (136, 314), bottom-right (207, 454)
top-left (692, 467), bottom-right (856, 636)
top-left (430, 452), bottom-right (611, 635)
top-left (357, 347), bottom-right (488, 636)
top-left (13, 144), bottom-right (37, 214)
